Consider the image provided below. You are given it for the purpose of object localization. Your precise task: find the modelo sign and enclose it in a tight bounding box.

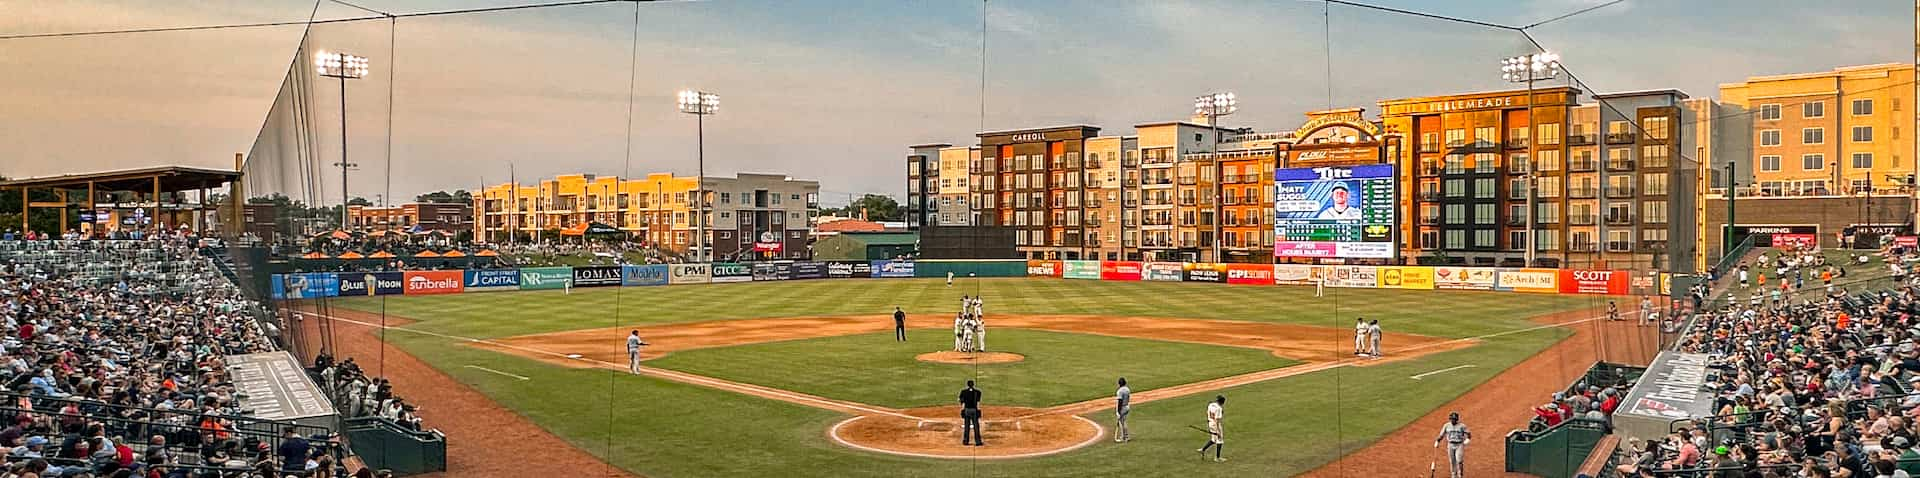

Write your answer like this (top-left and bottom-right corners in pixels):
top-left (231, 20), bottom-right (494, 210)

top-left (402, 271), bottom-right (464, 295)
top-left (1560, 269), bottom-right (1629, 295)
top-left (1100, 261), bottom-right (1143, 281)
top-left (711, 263), bottom-right (752, 283)
top-left (338, 271), bottom-right (404, 296)
top-left (669, 263), bottom-right (711, 285)
top-left (871, 260), bottom-right (916, 278)
top-left (622, 265), bottom-right (669, 286)
top-left (518, 267), bottom-right (573, 291)
top-left (463, 269), bottom-right (520, 292)
top-left (827, 261), bottom-right (871, 278)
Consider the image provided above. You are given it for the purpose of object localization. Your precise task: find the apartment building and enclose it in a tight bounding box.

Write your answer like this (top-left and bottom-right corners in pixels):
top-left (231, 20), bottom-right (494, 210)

top-left (707, 173), bottom-right (821, 261)
top-left (972, 125), bottom-right (1102, 260)
top-left (937, 146), bottom-right (977, 226)
top-left (905, 144), bottom-right (947, 229)
top-left (345, 203), bottom-right (472, 233)
top-left (1719, 63), bottom-right (1915, 196)
top-left (475, 172), bottom-right (817, 260)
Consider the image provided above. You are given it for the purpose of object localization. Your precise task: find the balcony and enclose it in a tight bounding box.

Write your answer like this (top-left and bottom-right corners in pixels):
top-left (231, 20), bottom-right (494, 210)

top-left (1607, 160), bottom-right (1635, 172)
top-left (1568, 134), bottom-right (1594, 145)
top-left (1606, 186), bottom-right (1634, 198)
top-left (1505, 138), bottom-right (1531, 149)
top-left (1240, 196), bottom-right (1258, 205)
top-left (1569, 188), bottom-right (1597, 199)
top-left (1418, 143), bottom-right (1440, 153)
top-left (1422, 166), bottom-right (1444, 176)
top-left (1123, 219), bottom-right (1138, 227)
top-left (1506, 216), bottom-right (1526, 226)
top-left (1537, 215), bottom-right (1560, 224)
top-left (1605, 213), bottom-right (1634, 225)
top-left (1420, 215), bottom-right (1440, 225)
top-left (1465, 140), bottom-right (1498, 151)
top-left (1145, 178), bottom-right (1173, 186)
top-left (1177, 177), bottom-right (1197, 185)
top-left (1569, 242), bottom-right (1597, 253)
top-left (1568, 214), bottom-right (1596, 225)
top-left (1605, 133), bottom-right (1635, 144)
top-left (1123, 200), bottom-right (1138, 207)
top-left (1223, 196), bottom-right (1239, 205)
top-left (1122, 158), bottom-right (1139, 167)
top-left (1124, 179), bottom-right (1139, 187)
top-left (1085, 160), bottom-right (1102, 169)
top-left (1569, 159), bottom-right (1597, 172)
top-left (1640, 240), bottom-right (1668, 251)
top-left (1142, 219), bottom-right (1174, 226)
top-left (1605, 240), bottom-right (1634, 252)
top-left (1420, 191), bottom-right (1442, 201)
top-left (1178, 198), bottom-right (1196, 206)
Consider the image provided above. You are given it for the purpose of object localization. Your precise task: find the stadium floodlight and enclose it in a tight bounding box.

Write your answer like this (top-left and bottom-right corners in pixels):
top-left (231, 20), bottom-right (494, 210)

top-left (1194, 91), bottom-right (1236, 263)
top-left (1193, 92), bottom-right (1236, 117)
top-left (315, 50), bottom-right (370, 230)
top-left (677, 90), bottom-right (719, 262)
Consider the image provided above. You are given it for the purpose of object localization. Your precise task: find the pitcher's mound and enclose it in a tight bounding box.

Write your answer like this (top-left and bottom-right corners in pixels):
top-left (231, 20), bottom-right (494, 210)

top-left (916, 351), bottom-right (1025, 364)
top-left (829, 406), bottom-right (1103, 459)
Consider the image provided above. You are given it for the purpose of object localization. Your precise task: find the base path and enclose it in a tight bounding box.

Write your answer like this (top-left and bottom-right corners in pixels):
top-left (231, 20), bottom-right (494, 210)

top-left (1300, 307), bottom-right (1661, 478)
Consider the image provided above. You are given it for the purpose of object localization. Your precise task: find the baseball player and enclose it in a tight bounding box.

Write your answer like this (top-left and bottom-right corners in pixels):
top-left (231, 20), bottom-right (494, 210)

top-left (1197, 395), bottom-right (1226, 462)
top-left (958, 380), bottom-right (984, 446)
top-left (1366, 319), bottom-right (1383, 359)
top-left (1606, 300), bottom-right (1620, 321)
top-left (893, 306), bottom-right (907, 342)
top-left (1434, 411), bottom-right (1471, 478)
top-left (953, 313), bottom-right (966, 351)
top-left (625, 330), bottom-right (649, 374)
top-left (1353, 318), bottom-right (1368, 356)
top-left (1114, 377), bottom-right (1132, 443)
top-left (972, 296), bottom-right (984, 318)
top-left (947, 271), bottom-right (955, 287)
top-left (973, 314), bottom-right (987, 351)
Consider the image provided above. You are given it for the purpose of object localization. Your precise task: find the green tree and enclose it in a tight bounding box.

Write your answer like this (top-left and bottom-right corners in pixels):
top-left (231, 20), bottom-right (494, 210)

top-left (414, 190), bottom-right (472, 204)
top-left (823, 194), bottom-right (902, 221)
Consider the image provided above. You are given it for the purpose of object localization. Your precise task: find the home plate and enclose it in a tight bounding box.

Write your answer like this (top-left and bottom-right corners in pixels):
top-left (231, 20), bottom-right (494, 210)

top-left (566, 354), bottom-right (584, 359)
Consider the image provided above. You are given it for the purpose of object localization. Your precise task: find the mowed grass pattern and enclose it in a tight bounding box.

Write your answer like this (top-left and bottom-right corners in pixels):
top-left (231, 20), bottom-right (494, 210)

top-left (646, 329), bottom-right (1299, 409)
top-left (328, 278), bottom-right (1608, 477)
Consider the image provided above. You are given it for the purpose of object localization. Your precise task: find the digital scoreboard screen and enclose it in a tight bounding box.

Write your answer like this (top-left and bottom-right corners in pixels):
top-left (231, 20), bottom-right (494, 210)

top-left (1272, 164), bottom-right (1396, 258)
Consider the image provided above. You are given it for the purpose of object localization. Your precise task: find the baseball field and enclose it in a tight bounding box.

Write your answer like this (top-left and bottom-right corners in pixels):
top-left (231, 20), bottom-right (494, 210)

top-left (320, 277), bottom-right (1635, 477)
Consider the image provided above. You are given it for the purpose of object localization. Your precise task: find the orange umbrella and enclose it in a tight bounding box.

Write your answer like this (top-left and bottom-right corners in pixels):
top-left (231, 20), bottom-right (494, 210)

top-left (414, 250), bottom-right (442, 258)
top-left (441, 250), bottom-right (467, 257)
top-left (559, 223), bottom-right (589, 236)
top-left (336, 251), bottom-right (366, 259)
top-left (329, 230), bottom-right (351, 240)
top-left (299, 252), bottom-right (328, 259)
top-left (368, 251), bottom-right (396, 259)
top-left (474, 249), bottom-right (500, 257)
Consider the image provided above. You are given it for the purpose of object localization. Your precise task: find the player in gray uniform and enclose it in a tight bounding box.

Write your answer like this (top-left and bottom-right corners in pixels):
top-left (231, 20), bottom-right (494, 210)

top-left (1113, 377), bottom-right (1132, 442)
top-left (1434, 411), bottom-right (1470, 478)
top-left (1366, 320), bottom-right (1383, 359)
top-left (625, 330), bottom-right (650, 374)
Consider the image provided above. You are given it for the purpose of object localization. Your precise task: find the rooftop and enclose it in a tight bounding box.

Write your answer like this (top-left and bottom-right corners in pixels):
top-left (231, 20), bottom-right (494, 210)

top-left (0, 165), bottom-right (241, 192)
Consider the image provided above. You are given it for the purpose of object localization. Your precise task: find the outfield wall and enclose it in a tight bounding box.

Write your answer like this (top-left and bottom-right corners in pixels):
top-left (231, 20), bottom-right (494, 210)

top-left (267, 258), bottom-right (1660, 300)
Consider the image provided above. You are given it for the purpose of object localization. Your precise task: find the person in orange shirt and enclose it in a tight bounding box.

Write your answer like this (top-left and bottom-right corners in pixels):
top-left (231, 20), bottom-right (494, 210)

top-left (1822, 268), bottom-right (1835, 292)
top-left (1836, 311), bottom-right (1851, 330)
top-left (1757, 273), bottom-right (1767, 288)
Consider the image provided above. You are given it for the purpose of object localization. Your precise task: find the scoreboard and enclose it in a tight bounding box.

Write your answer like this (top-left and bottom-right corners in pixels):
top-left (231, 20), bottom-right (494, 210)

top-left (1272, 164), bottom-right (1396, 258)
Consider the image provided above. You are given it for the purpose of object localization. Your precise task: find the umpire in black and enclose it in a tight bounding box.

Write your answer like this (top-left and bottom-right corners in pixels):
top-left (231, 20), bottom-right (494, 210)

top-left (893, 306), bottom-right (907, 342)
top-left (959, 380), bottom-right (984, 446)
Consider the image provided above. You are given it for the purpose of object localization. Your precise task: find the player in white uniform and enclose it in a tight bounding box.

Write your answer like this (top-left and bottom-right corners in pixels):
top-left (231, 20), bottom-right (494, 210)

top-left (625, 330), bottom-right (649, 374)
top-left (947, 271), bottom-right (955, 286)
top-left (1366, 320), bottom-right (1383, 359)
top-left (1197, 395), bottom-right (1226, 462)
top-left (973, 313), bottom-right (986, 351)
top-left (1353, 318), bottom-right (1369, 356)
top-left (953, 313), bottom-right (965, 351)
top-left (962, 317), bottom-right (979, 352)
top-left (1434, 411), bottom-right (1471, 478)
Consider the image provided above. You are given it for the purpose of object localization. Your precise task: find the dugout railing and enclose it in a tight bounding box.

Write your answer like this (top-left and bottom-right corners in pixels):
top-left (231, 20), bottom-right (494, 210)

top-left (1505, 362), bottom-right (1645, 478)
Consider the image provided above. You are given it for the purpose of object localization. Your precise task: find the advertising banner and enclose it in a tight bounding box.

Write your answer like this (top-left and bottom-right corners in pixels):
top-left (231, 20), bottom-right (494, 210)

top-left (1027, 260), bottom-right (1062, 277)
top-left (790, 261), bottom-right (827, 279)
top-left (1898, 236), bottom-right (1919, 248)
top-left (1224, 263), bottom-right (1274, 285)
top-left (1432, 267), bottom-right (1497, 290)
top-left (464, 269), bottom-right (520, 292)
top-left (1560, 269), bottom-right (1630, 295)
top-left (711, 263), bottom-right (753, 283)
top-left (1183, 263), bottom-right (1226, 283)
top-left (1325, 265), bottom-right (1379, 288)
top-left (271, 273), bottom-right (340, 299)
top-left (571, 266), bottom-right (622, 288)
top-left (1377, 266), bottom-right (1434, 290)
top-left (338, 271), bottom-right (405, 296)
top-left (668, 263), bottom-right (711, 285)
top-left (870, 260), bottom-right (916, 278)
top-left (1659, 273), bottom-right (1673, 296)
top-left (1099, 261), bottom-right (1144, 281)
top-left (752, 262), bottom-right (782, 281)
top-left (1496, 268), bottom-right (1559, 293)
top-left (518, 267), bottom-right (573, 290)
top-left (828, 261), bottom-right (871, 278)
top-left (1144, 262), bottom-right (1185, 281)
top-left (1062, 260), bottom-right (1101, 279)
top-left (1272, 264), bottom-right (1321, 286)
top-left (1612, 352), bottom-right (1716, 444)
top-left (774, 261), bottom-right (794, 280)
top-left (1272, 164), bottom-right (1397, 259)
top-left (402, 270), bottom-right (465, 295)
top-left (1772, 234), bottom-right (1817, 248)
top-left (621, 265), bottom-right (669, 286)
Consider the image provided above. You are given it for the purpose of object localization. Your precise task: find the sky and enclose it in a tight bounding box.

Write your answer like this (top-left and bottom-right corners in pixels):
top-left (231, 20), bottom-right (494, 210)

top-left (0, 0), bottom-right (1911, 208)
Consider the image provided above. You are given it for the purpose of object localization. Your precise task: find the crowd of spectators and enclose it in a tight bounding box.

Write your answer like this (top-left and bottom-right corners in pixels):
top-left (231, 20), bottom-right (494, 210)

top-left (0, 233), bottom-right (397, 477)
top-left (308, 356), bottom-right (423, 433)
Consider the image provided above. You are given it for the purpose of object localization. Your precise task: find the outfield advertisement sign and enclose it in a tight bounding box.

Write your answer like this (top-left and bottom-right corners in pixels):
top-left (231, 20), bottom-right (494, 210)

top-left (1144, 262), bottom-right (1185, 281)
top-left (669, 264), bottom-right (711, 284)
top-left (1027, 260), bottom-right (1062, 277)
top-left (791, 262), bottom-right (827, 279)
top-left (518, 267), bottom-right (573, 290)
top-left (1272, 264), bottom-right (1320, 286)
top-left (1324, 265), bottom-right (1378, 288)
top-left (271, 273), bottom-right (340, 299)
top-left (1061, 260), bottom-right (1101, 279)
top-left (338, 272), bottom-right (404, 296)
top-left (1377, 266), bottom-right (1434, 290)
top-left (1099, 261), bottom-right (1143, 281)
top-left (1183, 263), bottom-right (1226, 283)
top-left (752, 262), bottom-right (784, 281)
top-left (464, 269), bottom-right (520, 292)
top-left (1497, 268), bottom-right (1559, 293)
top-left (711, 263), bottom-right (752, 283)
top-left (621, 265), bottom-right (669, 286)
top-left (1560, 269), bottom-right (1629, 295)
top-left (1432, 267), bottom-right (1496, 290)
top-left (402, 271), bottom-right (464, 295)
top-left (1224, 263), bottom-right (1273, 285)
top-left (828, 262), bottom-right (871, 278)
top-left (871, 260), bottom-right (916, 278)
top-left (572, 266), bottom-right (622, 288)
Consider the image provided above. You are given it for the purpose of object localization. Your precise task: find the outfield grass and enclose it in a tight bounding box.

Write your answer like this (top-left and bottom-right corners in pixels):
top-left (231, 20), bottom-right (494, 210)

top-left (647, 329), bottom-right (1299, 409)
top-left (331, 278), bottom-right (1603, 477)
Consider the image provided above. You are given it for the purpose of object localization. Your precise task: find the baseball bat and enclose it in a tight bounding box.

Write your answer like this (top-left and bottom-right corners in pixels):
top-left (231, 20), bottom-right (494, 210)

top-left (1428, 446), bottom-right (1437, 478)
top-left (1186, 425), bottom-right (1218, 436)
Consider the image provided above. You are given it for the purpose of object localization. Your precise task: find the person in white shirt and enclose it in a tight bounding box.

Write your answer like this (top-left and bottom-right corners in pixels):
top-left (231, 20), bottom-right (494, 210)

top-left (1353, 318), bottom-right (1369, 356)
top-left (1315, 185), bottom-right (1363, 220)
top-left (1197, 395), bottom-right (1226, 462)
top-left (625, 330), bottom-right (649, 374)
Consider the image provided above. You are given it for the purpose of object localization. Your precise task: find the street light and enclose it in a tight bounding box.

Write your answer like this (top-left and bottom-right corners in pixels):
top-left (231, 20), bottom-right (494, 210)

top-left (1195, 92), bottom-right (1236, 263)
top-left (1502, 52), bottom-right (1559, 267)
top-left (677, 90), bottom-right (719, 262)
top-left (316, 50), bottom-right (369, 231)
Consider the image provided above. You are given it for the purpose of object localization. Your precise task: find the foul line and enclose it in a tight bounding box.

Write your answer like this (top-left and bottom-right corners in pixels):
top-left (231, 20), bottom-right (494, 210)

top-left (464, 365), bottom-right (531, 381)
top-left (1409, 365), bottom-right (1476, 380)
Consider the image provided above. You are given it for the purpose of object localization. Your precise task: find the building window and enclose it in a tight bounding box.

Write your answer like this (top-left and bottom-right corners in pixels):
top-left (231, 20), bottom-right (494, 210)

top-left (1537, 229), bottom-right (1560, 251)
top-left (1444, 204), bottom-right (1465, 224)
top-left (1643, 116), bottom-right (1669, 140)
top-left (1420, 231), bottom-right (1438, 249)
top-left (1473, 178), bottom-right (1495, 199)
top-left (1760, 155), bottom-right (1782, 172)
top-left (1473, 127), bottom-right (1496, 146)
top-left (1473, 153), bottom-right (1497, 173)
top-left (1445, 129), bottom-right (1466, 147)
top-left (1642, 201), bottom-right (1667, 223)
top-left (1421, 132), bottom-right (1439, 151)
top-left (720, 192), bottom-right (731, 204)
top-left (1759, 104), bottom-right (1781, 120)
top-left (1474, 230), bottom-right (1495, 248)
top-left (1536, 202), bottom-right (1560, 223)
top-left (1474, 204), bottom-right (1495, 224)
top-left (1640, 145), bottom-right (1669, 169)
top-left (1803, 101), bottom-right (1825, 119)
top-left (1643, 173), bottom-right (1669, 196)
top-left (1536, 150), bottom-right (1561, 171)
top-left (1444, 179), bottom-right (1466, 198)
top-left (1537, 176), bottom-right (1562, 198)
top-left (1537, 123), bottom-right (1561, 145)
top-left (1852, 126), bottom-right (1873, 142)
top-left (1801, 154), bottom-right (1826, 171)
top-left (1801, 128), bottom-right (1824, 145)
top-left (1853, 99), bottom-right (1874, 116)
top-left (1759, 130), bottom-right (1781, 147)
top-left (1444, 230), bottom-right (1465, 249)
top-left (1853, 152), bottom-right (1874, 169)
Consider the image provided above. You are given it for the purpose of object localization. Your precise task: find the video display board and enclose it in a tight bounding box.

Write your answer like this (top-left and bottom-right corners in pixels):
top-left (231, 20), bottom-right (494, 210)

top-left (1272, 164), bottom-right (1395, 259)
